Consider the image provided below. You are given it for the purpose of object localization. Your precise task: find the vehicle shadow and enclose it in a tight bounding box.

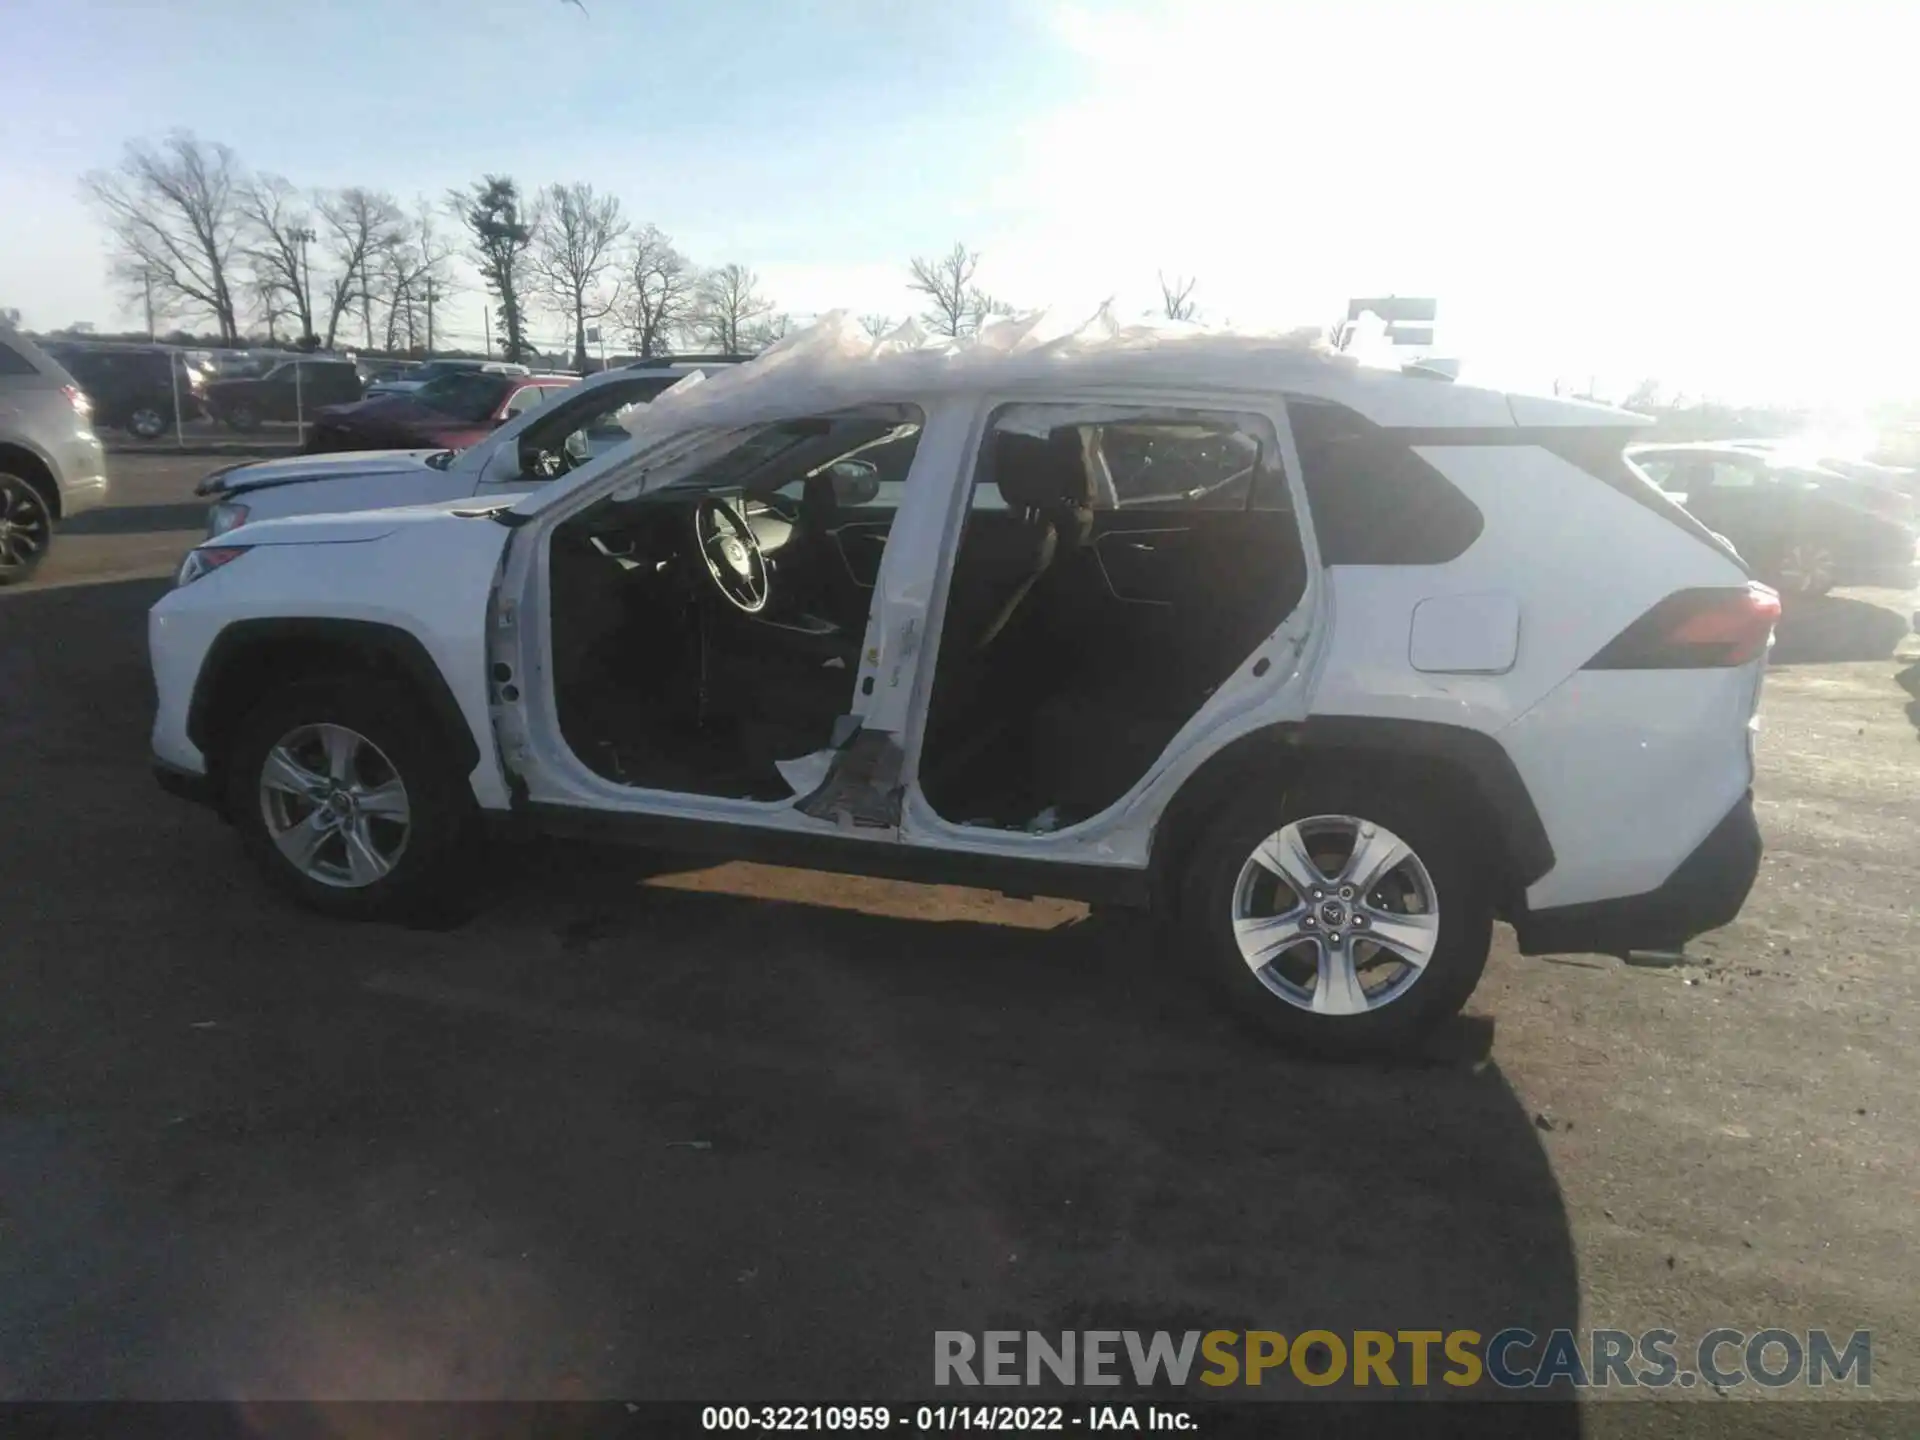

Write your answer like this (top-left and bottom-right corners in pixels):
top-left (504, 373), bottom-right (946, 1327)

top-left (60, 501), bottom-right (212, 536)
top-left (1769, 593), bottom-right (1910, 664)
top-left (1897, 662), bottom-right (1920, 737)
top-left (403, 854), bottom-right (1584, 1412)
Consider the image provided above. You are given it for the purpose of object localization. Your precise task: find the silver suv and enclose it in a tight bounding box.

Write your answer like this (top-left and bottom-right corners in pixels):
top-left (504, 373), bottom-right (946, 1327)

top-left (0, 329), bottom-right (110, 584)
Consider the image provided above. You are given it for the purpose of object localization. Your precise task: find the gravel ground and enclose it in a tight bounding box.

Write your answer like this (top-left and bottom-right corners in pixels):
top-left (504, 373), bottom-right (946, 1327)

top-left (2, 454), bottom-right (1915, 1425)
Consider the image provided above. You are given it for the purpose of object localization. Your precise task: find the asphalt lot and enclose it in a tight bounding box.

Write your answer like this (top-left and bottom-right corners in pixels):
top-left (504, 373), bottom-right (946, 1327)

top-left (3, 453), bottom-right (1918, 1418)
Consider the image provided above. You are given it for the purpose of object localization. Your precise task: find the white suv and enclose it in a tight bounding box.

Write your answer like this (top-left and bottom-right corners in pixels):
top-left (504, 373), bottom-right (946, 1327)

top-left (149, 316), bottom-right (1772, 1055)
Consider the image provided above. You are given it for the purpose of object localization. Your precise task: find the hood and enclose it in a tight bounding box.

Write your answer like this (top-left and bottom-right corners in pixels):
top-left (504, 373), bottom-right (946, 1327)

top-left (197, 448), bottom-right (441, 497)
top-left (219, 496), bottom-right (511, 547)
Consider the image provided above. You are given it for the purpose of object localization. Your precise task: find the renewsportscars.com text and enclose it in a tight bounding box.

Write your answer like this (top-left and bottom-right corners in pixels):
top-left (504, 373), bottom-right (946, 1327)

top-left (934, 1328), bottom-right (1871, 1391)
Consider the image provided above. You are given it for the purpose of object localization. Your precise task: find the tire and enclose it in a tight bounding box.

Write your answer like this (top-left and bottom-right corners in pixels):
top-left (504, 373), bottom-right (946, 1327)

top-left (1178, 772), bottom-right (1494, 1058)
top-left (0, 471), bottom-right (54, 586)
top-left (127, 406), bottom-right (168, 440)
top-left (224, 401), bottom-right (259, 433)
top-left (224, 678), bottom-right (480, 924)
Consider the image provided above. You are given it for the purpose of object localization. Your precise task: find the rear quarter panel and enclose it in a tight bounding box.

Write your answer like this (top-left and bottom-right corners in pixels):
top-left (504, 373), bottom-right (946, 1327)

top-left (1305, 441), bottom-right (1756, 909)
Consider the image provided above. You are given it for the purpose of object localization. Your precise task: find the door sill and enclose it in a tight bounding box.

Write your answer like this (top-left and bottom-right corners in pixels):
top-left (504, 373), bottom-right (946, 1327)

top-left (495, 802), bottom-right (1152, 907)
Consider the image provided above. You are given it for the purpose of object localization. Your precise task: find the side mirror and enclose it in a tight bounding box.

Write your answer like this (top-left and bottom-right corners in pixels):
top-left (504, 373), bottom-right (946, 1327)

top-left (828, 458), bottom-right (881, 507)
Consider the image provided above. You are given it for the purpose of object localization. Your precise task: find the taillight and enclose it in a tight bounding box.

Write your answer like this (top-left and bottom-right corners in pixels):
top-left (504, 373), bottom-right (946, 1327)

top-left (64, 384), bottom-right (92, 420)
top-left (1584, 584), bottom-right (1781, 670)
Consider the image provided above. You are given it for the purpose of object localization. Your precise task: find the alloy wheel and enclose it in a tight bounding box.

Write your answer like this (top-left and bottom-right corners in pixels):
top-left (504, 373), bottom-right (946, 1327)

top-left (257, 723), bottom-right (412, 888)
top-left (128, 407), bottom-right (167, 439)
top-left (0, 478), bottom-right (51, 575)
top-left (1229, 814), bottom-right (1441, 1016)
top-left (1777, 543), bottom-right (1834, 597)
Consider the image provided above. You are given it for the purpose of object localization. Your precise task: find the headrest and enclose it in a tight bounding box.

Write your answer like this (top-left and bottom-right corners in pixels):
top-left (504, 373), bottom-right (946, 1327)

top-left (992, 428), bottom-right (1093, 513)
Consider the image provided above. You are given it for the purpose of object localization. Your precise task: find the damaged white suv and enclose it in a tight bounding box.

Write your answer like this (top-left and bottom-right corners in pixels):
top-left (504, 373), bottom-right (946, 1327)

top-left (149, 315), bottom-right (1773, 1055)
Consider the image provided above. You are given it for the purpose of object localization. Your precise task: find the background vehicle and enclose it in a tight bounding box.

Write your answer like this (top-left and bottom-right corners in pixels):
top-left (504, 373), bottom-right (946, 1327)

top-left (1630, 441), bottom-right (1918, 596)
top-left (0, 329), bottom-right (110, 583)
top-left (303, 372), bottom-right (577, 453)
top-left (154, 322), bottom-right (1769, 1057)
top-left (199, 362), bottom-right (706, 534)
top-left (40, 342), bottom-right (206, 439)
top-left (202, 358), bottom-right (364, 431)
top-left (364, 358), bottom-right (528, 399)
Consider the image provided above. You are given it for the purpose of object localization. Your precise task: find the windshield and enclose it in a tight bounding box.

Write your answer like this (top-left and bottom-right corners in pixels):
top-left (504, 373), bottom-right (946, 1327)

top-left (414, 371), bottom-right (512, 422)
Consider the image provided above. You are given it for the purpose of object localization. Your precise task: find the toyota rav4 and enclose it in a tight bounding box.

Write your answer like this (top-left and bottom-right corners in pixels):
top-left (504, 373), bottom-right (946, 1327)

top-left (149, 314), bottom-right (1772, 1056)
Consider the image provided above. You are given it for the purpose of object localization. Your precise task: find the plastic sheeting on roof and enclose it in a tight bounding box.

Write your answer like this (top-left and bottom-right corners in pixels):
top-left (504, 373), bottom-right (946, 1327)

top-left (621, 306), bottom-right (1330, 439)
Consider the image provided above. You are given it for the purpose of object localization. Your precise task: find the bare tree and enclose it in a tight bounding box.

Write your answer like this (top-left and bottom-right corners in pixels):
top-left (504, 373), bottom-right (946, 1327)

top-left (858, 313), bottom-right (894, 340)
top-left (315, 187), bottom-right (403, 350)
top-left (621, 223), bottom-right (695, 359)
top-left (906, 242), bottom-right (977, 338)
top-left (533, 182), bottom-right (628, 368)
top-left (906, 242), bottom-right (1010, 339)
top-left (238, 174), bottom-right (318, 344)
top-left (693, 263), bottom-right (773, 354)
top-left (1158, 272), bottom-right (1197, 322)
top-left (83, 132), bottom-right (246, 343)
top-left (451, 176), bottom-right (539, 361)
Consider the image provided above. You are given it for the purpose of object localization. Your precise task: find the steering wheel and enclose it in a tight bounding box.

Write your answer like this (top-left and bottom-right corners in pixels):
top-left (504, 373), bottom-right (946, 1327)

top-left (694, 497), bottom-right (769, 613)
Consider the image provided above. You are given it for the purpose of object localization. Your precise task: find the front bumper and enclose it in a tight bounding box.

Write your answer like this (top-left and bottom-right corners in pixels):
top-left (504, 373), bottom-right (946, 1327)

top-left (1514, 790), bottom-right (1762, 956)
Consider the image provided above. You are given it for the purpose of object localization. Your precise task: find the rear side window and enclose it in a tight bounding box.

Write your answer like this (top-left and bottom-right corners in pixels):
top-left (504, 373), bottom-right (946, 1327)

top-left (1287, 398), bottom-right (1483, 564)
top-left (0, 338), bottom-right (42, 376)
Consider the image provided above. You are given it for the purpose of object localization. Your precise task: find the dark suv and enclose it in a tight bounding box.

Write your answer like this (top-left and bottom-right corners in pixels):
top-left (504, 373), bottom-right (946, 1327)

top-left (203, 359), bottom-right (365, 431)
top-left (42, 343), bottom-right (207, 440)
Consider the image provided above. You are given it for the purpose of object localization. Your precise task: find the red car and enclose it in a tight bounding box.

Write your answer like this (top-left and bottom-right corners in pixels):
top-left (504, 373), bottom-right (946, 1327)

top-left (304, 372), bottom-right (576, 454)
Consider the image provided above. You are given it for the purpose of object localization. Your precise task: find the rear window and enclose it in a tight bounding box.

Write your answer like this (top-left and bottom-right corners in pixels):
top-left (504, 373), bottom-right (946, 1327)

top-left (0, 337), bottom-right (45, 377)
top-left (1287, 398), bottom-right (1483, 564)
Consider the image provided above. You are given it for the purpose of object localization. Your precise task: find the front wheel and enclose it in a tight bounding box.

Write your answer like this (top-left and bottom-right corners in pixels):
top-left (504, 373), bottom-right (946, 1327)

top-left (1768, 541), bottom-right (1835, 599)
top-left (225, 679), bottom-right (479, 923)
top-left (223, 401), bottom-right (259, 432)
top-left (1179, 775), bottom-right (1494, 1057)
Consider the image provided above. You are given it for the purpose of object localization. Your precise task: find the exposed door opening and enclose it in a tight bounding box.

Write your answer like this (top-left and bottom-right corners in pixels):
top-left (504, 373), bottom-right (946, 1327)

top-left (545, 409), bottom-right (923, 799)
top-left (917, 406), bottom-right (1306, 832)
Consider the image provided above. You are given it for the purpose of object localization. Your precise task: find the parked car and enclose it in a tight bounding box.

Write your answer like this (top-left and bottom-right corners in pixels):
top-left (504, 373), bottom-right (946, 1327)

top-left (1628, 442), bottom-right (1918, 596)
top-left (364, 358), bottom-right (529, 399)
top-left (202, 358), bottom-right (365, 431)
top-left (1720, 439), bottom-right (1917, 521)
top-left (153, 318), bottom-right (1773, 1057)
top-left (302, 372), bottom-right (578, 454)
top-left (41, 342), bottom-right (207, 439)
top-left (197, 362), bottom-right (728, 535)
top-left (0, 330), bottom-right (110, 583)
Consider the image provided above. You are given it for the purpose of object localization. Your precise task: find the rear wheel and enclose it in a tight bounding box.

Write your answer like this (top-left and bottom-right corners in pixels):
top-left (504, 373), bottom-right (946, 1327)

top-left (0, 472), bottom-right (53, 586)
top-left (225, 679), bottom-right (479, 923)
top-left (223, 400), bottom-right (259, 432)
top-left (127, 406), bottom-right (168, 440)
top-left (1179, 774), bottom-right (1493, 1057)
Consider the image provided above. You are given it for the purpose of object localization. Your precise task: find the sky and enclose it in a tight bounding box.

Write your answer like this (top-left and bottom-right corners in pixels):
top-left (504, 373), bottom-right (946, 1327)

top-left (3, 0), bottom-right (1915, 407)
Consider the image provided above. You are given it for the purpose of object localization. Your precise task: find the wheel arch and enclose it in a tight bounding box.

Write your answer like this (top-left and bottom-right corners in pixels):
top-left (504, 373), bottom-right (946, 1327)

top-left (187, 618), bottom-right (481, 801)
top-left (1148, 716), bottom-right (1555, 918)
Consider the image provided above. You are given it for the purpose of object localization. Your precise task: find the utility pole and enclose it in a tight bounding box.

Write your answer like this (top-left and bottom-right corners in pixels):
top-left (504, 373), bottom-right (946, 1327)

top-left (424, 275), bottom-right (436, 355)
top-left (290, 225), bottom-right (316, 345)
top-left (483, 305), bottom-right (491, 358)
